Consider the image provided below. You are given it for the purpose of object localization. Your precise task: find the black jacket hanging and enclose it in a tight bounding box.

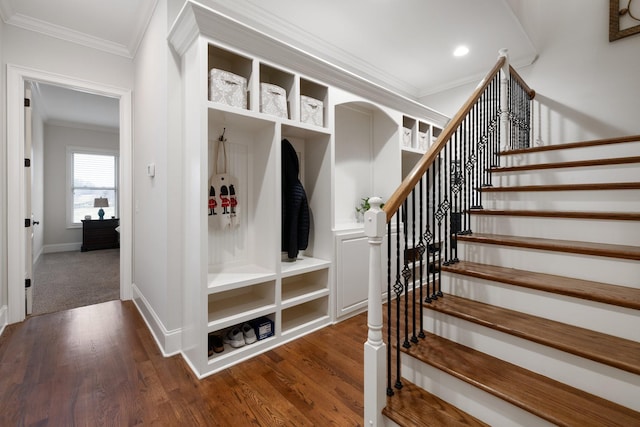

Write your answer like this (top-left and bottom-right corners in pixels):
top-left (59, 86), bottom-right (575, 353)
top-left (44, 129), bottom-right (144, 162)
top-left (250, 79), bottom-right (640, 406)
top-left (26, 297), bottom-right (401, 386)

top-left (281, 139), bottom-right (310, 260)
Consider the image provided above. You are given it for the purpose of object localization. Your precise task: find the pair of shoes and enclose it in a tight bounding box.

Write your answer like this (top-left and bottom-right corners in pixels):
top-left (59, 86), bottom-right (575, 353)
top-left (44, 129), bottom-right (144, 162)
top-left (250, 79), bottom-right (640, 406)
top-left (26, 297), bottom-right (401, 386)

top-left (223, 327), bottom-right (245, 348)
top-left (223, 323), bottom-right (257, 348)
top-left (242, 323), bottom-right (257, 345)
top-left (208, 333), bottom-right (224, 356)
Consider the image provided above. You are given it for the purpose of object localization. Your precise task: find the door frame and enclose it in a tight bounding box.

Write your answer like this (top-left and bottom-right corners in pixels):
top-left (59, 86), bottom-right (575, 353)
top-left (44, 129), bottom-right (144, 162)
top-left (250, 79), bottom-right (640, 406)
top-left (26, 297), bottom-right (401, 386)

top-left (7, 64), bottom-right (133, 323)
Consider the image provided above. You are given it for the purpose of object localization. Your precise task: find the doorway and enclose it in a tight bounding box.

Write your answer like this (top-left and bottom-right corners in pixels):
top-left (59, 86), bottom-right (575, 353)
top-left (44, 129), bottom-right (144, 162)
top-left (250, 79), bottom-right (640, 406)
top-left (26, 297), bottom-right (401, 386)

top-left (29, 82), bottom-right (122, 315)
top-left (6, 64), bottom-right (133, 324)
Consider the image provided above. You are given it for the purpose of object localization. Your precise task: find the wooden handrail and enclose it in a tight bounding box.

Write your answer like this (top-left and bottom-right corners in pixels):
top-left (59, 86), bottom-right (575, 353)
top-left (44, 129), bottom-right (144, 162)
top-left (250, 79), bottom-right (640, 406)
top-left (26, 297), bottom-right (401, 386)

top-left (383, 56), bottom-right (507, 222)
top-left (509, 65), bottom-right (536, 99)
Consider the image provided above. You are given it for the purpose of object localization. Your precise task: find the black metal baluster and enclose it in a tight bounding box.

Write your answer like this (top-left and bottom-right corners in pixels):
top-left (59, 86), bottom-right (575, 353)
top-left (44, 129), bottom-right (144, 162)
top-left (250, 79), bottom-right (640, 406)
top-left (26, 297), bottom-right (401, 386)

top-left (425, 167), bottom-right (433, 304)
top-left (417, 177), bottom-right (426, 338)
top-left (402, 200), bottom-right (411, 349)
top-left (394, 212), bottom-right (403, 390)
top-left (410, 189), bottom-right (418, 344)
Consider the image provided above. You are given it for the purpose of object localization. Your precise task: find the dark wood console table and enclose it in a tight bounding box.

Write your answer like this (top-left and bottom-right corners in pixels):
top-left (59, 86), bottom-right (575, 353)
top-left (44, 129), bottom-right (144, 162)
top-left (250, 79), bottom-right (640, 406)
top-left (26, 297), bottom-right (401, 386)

top-left (81, 218), bottom-right (120, 252)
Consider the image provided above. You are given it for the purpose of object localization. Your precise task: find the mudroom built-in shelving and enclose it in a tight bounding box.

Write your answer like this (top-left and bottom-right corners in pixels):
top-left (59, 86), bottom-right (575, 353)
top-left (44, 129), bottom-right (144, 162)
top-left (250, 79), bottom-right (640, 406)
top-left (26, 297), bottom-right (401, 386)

top-left (168, 0), bottom-right (448, 378)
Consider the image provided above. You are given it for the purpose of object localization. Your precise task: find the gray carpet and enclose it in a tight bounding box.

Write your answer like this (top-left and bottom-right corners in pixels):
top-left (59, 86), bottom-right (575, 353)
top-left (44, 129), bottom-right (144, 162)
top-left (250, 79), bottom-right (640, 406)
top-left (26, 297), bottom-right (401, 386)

top-left (32, 249), bottom-right (120, 316)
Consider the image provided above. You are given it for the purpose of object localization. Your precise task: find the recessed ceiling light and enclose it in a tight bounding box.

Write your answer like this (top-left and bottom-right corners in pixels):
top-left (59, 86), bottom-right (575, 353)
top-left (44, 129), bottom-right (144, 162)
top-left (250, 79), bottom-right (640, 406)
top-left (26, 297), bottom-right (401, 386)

top-left (453, 45), bottom-right (469, 57)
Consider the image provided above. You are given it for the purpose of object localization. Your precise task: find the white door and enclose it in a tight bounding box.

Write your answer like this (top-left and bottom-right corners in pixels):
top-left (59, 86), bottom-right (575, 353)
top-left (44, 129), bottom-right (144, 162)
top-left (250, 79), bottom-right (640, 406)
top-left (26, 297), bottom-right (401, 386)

top-left (24, 85), bottom-right (33, 315)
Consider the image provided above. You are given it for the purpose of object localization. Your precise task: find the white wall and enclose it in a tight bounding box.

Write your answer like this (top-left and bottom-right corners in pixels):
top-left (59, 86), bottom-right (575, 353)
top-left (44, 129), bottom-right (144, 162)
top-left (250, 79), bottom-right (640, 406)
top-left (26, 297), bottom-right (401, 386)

top-left (42, 124), bottom-right (118, 248)
top-left (3, 25), bottom-right (134, 90)
top-left (132, 0), bottom-right (183, 353)
top-left (421, 0), bottom-right (640, 143)
top-left (1, 18), bottom-right (134, 327)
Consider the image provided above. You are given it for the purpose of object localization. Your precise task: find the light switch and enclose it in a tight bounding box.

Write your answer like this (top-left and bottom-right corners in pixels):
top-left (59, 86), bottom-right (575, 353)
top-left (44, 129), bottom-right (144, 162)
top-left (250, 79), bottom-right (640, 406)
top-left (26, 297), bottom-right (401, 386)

top-left (147, 163), bottom-right (155, 177)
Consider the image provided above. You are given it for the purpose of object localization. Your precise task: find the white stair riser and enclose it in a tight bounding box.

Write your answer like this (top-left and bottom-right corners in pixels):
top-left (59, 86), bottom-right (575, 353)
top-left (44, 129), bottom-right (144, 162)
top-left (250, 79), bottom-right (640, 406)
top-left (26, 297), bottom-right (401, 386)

top-left (421, 311), bottom-right (640, 411)
top-left (457, 241), bottom-right (640, 288)
top-left (481, 189), bottom-right (640, 212)
top-left (470, 215), bottom-right (640, 246)
top-left (502, 142), bottom-right (640, 165)
top-left (442, 274), bottom-right (640, 341)
top-left (400, 353), bottom-right (556, 427)
top-left (492, 164), bottom-right (640, 186)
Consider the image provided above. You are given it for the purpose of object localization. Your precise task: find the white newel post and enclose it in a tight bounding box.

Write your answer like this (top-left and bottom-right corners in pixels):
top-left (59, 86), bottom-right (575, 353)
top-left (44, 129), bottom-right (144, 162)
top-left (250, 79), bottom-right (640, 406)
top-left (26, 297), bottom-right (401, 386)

top-left (499, 48), bottom-right (510, 151)
top-left (364, 197), bottom-right (386, 426)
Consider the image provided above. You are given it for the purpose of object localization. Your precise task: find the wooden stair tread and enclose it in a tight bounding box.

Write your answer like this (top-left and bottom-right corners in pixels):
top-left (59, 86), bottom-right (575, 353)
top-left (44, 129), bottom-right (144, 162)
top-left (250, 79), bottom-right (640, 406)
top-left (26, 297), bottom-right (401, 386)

top-left (468, 209), bottom-right (640, 221)
top-left (383, 378), bottom-right (489, 427)
top-left (456, 232), bottom-right (640, 260)
top-left (501, 135), bottom-right (640, 155)
top-left (441, 261), bottom-right (640, 310)
top-left (481, 182), bottom-right (640, 192)
top-left (403, 332), bottom-right (640, 426)
top-left (424, 294), bottom-right (640, 375)
top-left (491, 156), bottom-right (640, 173)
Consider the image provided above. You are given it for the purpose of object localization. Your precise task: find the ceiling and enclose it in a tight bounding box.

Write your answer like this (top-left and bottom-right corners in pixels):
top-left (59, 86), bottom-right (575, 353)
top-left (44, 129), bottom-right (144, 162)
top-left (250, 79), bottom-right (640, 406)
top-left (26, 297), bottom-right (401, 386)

top-left (0, 0), bottom-right (538, 127)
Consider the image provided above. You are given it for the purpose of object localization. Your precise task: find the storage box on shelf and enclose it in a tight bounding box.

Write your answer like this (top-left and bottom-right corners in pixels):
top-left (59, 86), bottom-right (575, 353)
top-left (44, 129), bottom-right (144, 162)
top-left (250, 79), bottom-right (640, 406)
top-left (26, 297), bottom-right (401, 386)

top-left (300, 78), bottom-right (327, 127)
top-left (259, 63), bottom-right (294, 119)
top-left (208, 44), bottom-right (252, 110)
top-left (432, 125), bottom-right (443, 143)
top-left (418, 121), bottom-right (430, 151)
top-left (402, 116), bottom-right (416, 149)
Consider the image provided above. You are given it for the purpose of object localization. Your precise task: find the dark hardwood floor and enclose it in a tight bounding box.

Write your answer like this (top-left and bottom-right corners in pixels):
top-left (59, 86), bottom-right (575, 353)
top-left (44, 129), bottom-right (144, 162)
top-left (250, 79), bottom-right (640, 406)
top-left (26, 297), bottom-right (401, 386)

top-left (0, 301), bottom-right (367, 426)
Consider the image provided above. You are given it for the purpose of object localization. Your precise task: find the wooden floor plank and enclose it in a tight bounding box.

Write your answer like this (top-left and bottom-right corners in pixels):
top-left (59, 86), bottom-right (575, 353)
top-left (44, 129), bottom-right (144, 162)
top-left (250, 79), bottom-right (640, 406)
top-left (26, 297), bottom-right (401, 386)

top-left (425, 294), bottom-right (640, 375)
top-left (403, 333), bottom-right (640, 427)
top-left (441, 260), bottom-right (640, 310)
top-left (0, 301), bottom-right (368, 426)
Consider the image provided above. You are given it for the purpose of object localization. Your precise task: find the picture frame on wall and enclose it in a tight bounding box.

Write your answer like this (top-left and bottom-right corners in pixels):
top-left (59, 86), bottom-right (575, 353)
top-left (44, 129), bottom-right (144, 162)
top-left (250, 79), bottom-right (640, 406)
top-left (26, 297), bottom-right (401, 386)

top-left (609, 0), bottom-right (640, 41)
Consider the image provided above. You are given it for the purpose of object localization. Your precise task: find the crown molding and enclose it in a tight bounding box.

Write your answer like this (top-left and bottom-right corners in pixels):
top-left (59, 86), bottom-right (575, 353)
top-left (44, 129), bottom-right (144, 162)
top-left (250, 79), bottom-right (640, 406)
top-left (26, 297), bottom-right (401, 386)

top-left (0, 0), bottom-right (157, 58)
top-left (6, 12), bottom-right (132, 57)
top-left (169, 1), bottom-right (448, 124)
top-left (127, 0), bottom-right (159, 57)
top-left (197, 1), bottom-right (419, 99)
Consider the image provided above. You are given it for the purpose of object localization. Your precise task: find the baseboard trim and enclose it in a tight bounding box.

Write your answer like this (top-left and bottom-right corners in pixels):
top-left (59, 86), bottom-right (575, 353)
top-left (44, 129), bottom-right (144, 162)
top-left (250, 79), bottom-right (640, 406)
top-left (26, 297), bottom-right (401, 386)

top-left (131, 283), bottom-right (182, 357)
top-left (0, 305), bottom-right (8, 337)
top-left (43, 243), bottom-right (82, 253)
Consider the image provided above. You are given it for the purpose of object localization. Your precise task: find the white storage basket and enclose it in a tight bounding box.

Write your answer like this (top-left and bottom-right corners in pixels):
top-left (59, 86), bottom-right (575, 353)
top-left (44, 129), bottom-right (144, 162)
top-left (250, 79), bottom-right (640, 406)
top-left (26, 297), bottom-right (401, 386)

top-left (260, 83), bottom-right (288, 118)
top-left (209, 69), bottom-right (247, 109)
top-left (300, 95), bottom-right (324, 126)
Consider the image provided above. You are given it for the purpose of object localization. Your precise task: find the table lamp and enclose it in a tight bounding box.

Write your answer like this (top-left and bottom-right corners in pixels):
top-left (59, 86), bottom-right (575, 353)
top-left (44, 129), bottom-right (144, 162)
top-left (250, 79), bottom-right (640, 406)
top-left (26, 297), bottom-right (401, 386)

top-left (94, 197), bottom-right (109, 220)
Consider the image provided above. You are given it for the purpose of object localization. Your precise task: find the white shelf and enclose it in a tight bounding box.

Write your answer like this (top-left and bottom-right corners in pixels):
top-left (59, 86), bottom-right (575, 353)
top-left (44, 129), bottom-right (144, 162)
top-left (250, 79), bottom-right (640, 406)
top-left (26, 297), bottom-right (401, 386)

top-left (207, 280), bottom-right (275, 325)
top-left (280, 255), bottom-right (330, 278)
top-left (281, 297), bottom-right (330, 335)
top-left (207, 334), bottom-right (276, 364)
top-left (282, 288), bottom-right (330, 310)
top-left (402, 146), bottom-right (426, 155)
top-left (207, 263), bottom-right (276, 293)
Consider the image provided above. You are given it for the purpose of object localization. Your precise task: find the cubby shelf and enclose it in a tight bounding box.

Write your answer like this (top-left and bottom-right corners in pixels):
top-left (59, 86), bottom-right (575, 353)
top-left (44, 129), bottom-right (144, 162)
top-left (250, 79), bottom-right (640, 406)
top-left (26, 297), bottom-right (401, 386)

top-left (280, 255), bottom-right (330, 278)
top-left (207, 333), bottom-right (276, 365)
top-left (207, 264), bottom-right (276, 293)
top-left (281, 297), bottom-right (330, 335)
top-left (207, 280), bottom-right (276, 325)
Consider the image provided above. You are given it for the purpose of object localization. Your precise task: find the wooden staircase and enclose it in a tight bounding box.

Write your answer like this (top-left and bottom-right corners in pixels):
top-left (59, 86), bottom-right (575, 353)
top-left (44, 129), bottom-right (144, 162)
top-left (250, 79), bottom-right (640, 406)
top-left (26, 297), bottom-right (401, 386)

top-left (383, 136), bottom-right (640, 426)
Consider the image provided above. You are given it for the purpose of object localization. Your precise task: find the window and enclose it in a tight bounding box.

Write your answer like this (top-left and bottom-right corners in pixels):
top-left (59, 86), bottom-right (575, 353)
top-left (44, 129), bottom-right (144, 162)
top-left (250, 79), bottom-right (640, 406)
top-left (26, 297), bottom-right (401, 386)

top-left (68, 148), bottom-right (118, 226)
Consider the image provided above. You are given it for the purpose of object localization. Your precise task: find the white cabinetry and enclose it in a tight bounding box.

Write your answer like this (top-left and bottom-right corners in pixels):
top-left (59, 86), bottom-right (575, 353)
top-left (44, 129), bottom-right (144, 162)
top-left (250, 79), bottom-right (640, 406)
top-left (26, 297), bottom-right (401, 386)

top-left (168, 1), bottom-right (448, 377)
top-left (171, 16), bottom-right (331, 378)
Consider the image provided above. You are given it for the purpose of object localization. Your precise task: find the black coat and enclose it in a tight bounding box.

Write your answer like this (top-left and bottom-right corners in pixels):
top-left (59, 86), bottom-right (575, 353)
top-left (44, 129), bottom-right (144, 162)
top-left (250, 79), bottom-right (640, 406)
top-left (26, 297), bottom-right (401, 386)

top-left (281, 139), bottom-right (310, 260)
